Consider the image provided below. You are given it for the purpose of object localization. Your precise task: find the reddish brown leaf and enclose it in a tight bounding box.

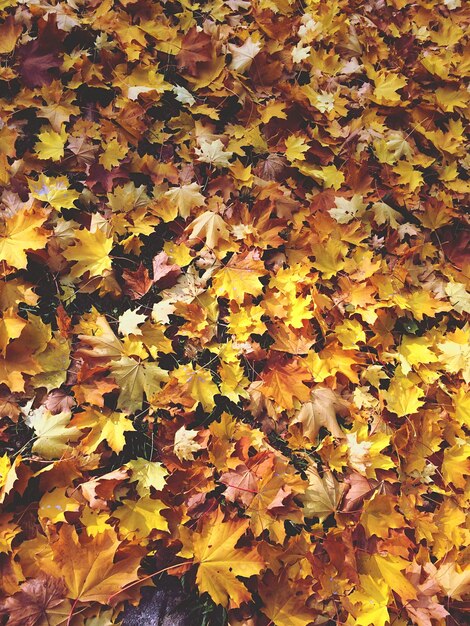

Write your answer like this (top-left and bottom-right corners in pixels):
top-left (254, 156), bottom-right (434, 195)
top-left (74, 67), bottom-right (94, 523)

top-left (122, 263), bottom-right (153, 299)
top-left (176, 27), bottom-right (213, 75)
top-left (0, 575), bottom-right (67, 626)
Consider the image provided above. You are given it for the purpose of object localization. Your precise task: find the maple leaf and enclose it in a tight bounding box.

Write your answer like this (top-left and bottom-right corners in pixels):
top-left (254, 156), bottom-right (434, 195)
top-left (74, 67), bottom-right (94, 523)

top-left (113, 497), bottom-right (168, 539)
top-left (186, 210), bottom-right (230, 250)
top-left (259, 360), bottom-right (311, 410)
top-left (0, 208), bottom-right (49, 270)
top-left (18, 24), bottom-right (62, 88)
top-left (173, 363), bottom-right (219, 412)
top-left (174, 426), bottom-right (202, 461)
top-left (195, 140), bottom-right (233, 168)
top-left (152, 251), bottom-right (181, 288)
top-left (212, 252), bottom-right (266, 303)
top-left (0, 454), bottom-right (20, 504)
top-left (118, 309), bottom-right (147, 336)
top-left (122, 264), bottom-right (153, 300)
top-left (185, 508), bottom-right (264, 607)
top-left (259, 571), bottom-right (317, 626)
top-left (372, 201), bottom-right (403, 228)
top-left (72, 408), bottom-right (135, 454)
top-left (445, 281), bottom-right (470, 314)
top-left (77, 315), bottom-right (124, 360)
top-left (34, 125), bottom-right (67, 161)
top-left (361, 493), bottom-right (406, 538)
top-left (220, 464), bottom-right (258, 507)
top-left (125, 458), bottom-right (168, 497)
top-left (0, 15), bottom-right (22, 54)
top-left (63, 228), bottom-right (114, 279)
top-left (328, 195), bottom-right (367, 224)
top-left (0, 575), bottom-right (69, 626)
top-left (311, 238), bottom-right (346, 279)
top-left (435, 560), bottom-right (470, 600)
top-left (291, 387), bottom-right (349, 441)
top-left (80, 468), bottom-right (129, 510)
top-left (0, 309), bottom-right (27, 353)
top-left (111, 357), bottom-right (168, 413)
top-left (164, 182), bottom-right (205, 218)
top-left (367, 554), bottom-right (417, 602)
top-left (285, 135), bottom-right (309, 162)
top-left (25, 407), bottom-right (81, 460)
top-left (48, 525), bottom-right (143, 605)
top-left (441, 441), bottom-right (470, 489)
top-left (99, 138), bottom-right (128, 170)
top-left (228, 37), bottom-right (262, 73)
top-left (3, 0), bottom-right (470, 623)
top-left (438, 326), bottom-right (470, 382)
top-left (372, 70), bottom-right (407, 104)
top-left (348, 574), bottom-right (390, 626)
top-left (176, 27), bottom-right (213, 75)
top-left (300, 466), bottom-right (343, 521)
top-left (29, 174), bottom-right (80, 211)
top-left (383, 374), bottom-right (425, 417)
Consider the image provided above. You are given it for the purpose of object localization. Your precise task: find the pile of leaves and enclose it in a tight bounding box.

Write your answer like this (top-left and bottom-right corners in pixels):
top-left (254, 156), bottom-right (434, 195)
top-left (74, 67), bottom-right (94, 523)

top-left (0, 0), bottom-right (469, 625)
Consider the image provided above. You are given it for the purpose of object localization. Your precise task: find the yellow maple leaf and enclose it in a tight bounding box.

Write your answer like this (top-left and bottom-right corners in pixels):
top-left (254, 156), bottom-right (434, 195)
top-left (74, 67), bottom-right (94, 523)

top-left (259, 360), bottom-right (311, 410)
top-left (285, 134), bottom-right (309, 162)
top-left (63, 228), bottom-right (114, 279)
top-left (452, 387), bottom-right (470, 428)
top-left (164, 182), bottom-right (205, 219)
top-left (212, 253), bottom-right (266, 303)
top-left (0, 208), bottom-right (48, 269)
top-left (47, 525), bottom-right (143, 604)
top-left (187, 210), bottom-right (230, 248)
top-left (25, 408), bottom-right (81, 460)
top-left (39, 487), bottom-right (80, 523)
top-left (311, 238), bottom-right (346, 279)
top-left (72, 408), bottom-right (135, 454)
top-left (0, 307), bottom-right (26, 352)
top-left (397, 335), bottom-right (438, 375)
top-left (99, 138), bottom-right (128, 170)
top-left (306, 344), bottom-right (360, 383)
top-left (372, 71), bottom-right (407, 104)
top-left (80, 508), bottom-right (112, 537)
top-left (438, 326), bottom-right (470, 383)
top-left (394, 160), bottom-right (423, 191)
top-left (348, 574), bottom-right (390, 626)
top-left (29, 174), bottom-right (80, 210)
top-left (382, 373), bottom-right (424, 417)
top-left (442, 441), bottom-right (470, 489)
top-left (344, 426), bottom-right (395, 478)
top-left (184, 508), bottom-right (264, 607)
top-left (113, 497), bottom-right (168, 540)
top-left (174, 363), bottom-right (219, 411)
top-left (367, 554), bottom-right (417, 602)
top-left (125, 458), bottom-right (168, 496)
top-left (0, 454), bottom-right (20, 504)
top-left (34, 125), bottom-right (67, 161)
top-left (361, 493), bottom-right (406, 538)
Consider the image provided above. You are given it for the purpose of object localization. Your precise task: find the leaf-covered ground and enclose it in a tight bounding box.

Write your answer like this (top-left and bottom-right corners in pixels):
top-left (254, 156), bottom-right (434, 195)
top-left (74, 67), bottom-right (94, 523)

top-left (0, 1), bottom-right (469, 625)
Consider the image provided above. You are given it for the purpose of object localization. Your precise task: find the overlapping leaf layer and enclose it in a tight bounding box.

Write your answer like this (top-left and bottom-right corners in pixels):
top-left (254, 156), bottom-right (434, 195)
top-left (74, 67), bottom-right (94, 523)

top-left (0, 1), bottom-right (469, 625)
